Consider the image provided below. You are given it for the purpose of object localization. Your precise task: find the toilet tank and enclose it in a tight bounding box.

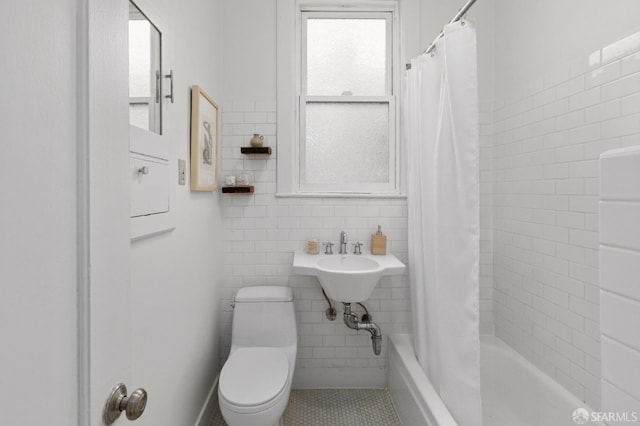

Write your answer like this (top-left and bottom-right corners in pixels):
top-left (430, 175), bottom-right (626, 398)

top-left (231, 286), bottom-right (297, 348)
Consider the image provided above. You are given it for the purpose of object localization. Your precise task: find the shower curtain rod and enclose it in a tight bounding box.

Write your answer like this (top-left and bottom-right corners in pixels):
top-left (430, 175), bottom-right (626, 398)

top-left (423, 0), bottom-right (478, 55)
top-left (406, 0), bottom-right (478, 70)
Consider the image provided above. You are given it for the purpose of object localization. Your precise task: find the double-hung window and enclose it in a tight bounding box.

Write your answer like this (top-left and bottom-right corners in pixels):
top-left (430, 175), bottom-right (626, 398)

top-left (297, 8), bottom-right (398, 194)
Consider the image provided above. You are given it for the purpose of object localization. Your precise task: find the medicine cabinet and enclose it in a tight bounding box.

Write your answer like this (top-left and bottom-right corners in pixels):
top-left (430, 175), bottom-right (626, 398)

top-left (128, 0), bottom-right (174, 239)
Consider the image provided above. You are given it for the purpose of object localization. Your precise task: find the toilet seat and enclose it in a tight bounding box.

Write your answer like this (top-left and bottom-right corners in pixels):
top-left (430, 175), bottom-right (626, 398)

top-left (219, 347), bottom-right (289, 414)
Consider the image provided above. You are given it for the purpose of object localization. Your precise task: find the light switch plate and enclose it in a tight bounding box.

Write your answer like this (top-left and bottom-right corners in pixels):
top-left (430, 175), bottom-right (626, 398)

top-left (178, 159), bottom-right (186, 185)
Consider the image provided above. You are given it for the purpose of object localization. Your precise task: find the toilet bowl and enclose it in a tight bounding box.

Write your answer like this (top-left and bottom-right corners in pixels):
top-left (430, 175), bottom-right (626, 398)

top-left (218, 286), bottom-right (297, 426)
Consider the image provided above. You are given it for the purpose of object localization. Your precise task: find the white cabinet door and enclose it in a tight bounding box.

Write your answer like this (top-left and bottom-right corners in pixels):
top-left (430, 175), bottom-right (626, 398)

top-left (127, 0), bottom-right (175, 240)
top-left (130, 154), bottom-right (170, 217)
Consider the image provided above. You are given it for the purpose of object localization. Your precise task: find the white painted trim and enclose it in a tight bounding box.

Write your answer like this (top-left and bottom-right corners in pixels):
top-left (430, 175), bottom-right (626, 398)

top-left (297, 0), bottom-right (416, 197)
top-left (388, 334), bottom-right (457, 426)
top-left (279, 0), bottom-right (402, 196)
top-left (299, 0), bottom-right (399, 11)
top-left (130, 125), bottom-right (169, 160)
top-left (76, 0), bottom-right (91, 424)
top-left (195, 375), bottom-right (220, 426)
top-left (391, 1), bottom-right (402, 193)
top-left (275, 192), bottom-right (406, 199)
top-left (130, 212), bottom-right (175, 241)
top-left (276, 0), bottom-right (402, 196)
top-left (301, 95), bottom-right (393, 102)
top-left (278, 0), bottom-right (418, 196)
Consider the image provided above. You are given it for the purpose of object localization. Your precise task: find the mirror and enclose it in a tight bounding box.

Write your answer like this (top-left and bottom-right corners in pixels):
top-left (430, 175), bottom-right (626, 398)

top-left (128, 1), bottom-right (162, 134)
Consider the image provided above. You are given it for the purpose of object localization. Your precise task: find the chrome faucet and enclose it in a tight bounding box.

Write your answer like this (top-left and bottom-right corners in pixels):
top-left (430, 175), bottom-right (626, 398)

top-left (339, 231), bottom-right (348, 254)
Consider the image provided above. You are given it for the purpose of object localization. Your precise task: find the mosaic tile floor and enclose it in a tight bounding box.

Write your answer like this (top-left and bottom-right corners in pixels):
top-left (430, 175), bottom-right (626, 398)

top-left (210, 389), bottom-right (401, 426)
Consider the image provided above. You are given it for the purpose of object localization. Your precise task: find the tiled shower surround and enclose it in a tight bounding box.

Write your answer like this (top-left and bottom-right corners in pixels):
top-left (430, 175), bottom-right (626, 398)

top-left (493, 31), bottom-right (640, 409)
top-left (219, 100), bottom-right (494, 387)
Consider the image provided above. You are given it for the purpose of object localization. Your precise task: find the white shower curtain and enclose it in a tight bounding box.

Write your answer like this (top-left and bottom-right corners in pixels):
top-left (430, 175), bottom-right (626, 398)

top-left (406, 20), bottom-right (482, 426)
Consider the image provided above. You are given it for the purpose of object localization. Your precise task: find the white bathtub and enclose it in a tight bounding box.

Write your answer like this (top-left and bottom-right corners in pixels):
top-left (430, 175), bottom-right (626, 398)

top-left (388, 334), bottom-right (601, 426)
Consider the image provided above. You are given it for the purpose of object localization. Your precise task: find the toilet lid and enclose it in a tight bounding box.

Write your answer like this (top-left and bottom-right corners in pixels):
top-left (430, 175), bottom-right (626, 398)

top-left (220, 347), bottom-right (289, 407)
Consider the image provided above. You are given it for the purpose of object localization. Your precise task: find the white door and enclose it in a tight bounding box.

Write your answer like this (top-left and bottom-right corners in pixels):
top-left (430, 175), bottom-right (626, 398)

top-left (2, 1), bottom-right (137, 424)
top-left (1, 2), bottom-right (90, 425)
top-left (81, 0), bottom-right (137, 424)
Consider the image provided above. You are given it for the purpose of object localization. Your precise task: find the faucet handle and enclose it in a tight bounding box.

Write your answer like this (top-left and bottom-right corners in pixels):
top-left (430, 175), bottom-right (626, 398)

top-left (323, 242), bottom-right (334, 255)
top-left (352, 242), bottom-right (363, 255)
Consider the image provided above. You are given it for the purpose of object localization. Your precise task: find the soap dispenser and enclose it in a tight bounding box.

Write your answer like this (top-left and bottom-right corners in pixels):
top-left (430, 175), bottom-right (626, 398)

top-left (371, 225), bottom-right (387, 255)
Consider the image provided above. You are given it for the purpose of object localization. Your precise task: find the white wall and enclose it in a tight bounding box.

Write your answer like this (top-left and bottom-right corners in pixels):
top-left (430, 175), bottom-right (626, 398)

top-left (600, 147), bottom-right (640, 421)
top-left (0, 2), bottom-right (78, 424)
top-left (129, 0), bottom-right (225, 424)
top-left (222, 0), bottom-right (277, 102)
top-left (494, 0), bottom-right (640, 99)
top-left (492, 0), bottom-right (640, 409)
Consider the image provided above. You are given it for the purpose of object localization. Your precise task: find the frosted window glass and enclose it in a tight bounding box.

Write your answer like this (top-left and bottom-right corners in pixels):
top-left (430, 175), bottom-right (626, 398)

top-left (306, 19), bottom-right (386, 96)
top-left (304, 103), bottom-right (389, 184)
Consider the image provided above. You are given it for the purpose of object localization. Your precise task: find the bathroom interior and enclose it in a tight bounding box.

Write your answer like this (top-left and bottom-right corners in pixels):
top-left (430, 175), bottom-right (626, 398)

top-left (3, 0), bottom-right (640, 425)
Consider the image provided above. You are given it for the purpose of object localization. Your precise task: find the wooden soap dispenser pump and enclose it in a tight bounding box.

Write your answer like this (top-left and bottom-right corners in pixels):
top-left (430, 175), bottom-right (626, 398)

top-left (371, 225), bottom-right (387, 255)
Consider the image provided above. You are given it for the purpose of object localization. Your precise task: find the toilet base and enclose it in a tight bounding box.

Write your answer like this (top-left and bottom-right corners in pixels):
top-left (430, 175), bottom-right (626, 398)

top-left (219, 407), bottom-right (284, 426)
top-left (218, 387), bottom-right (289, 426)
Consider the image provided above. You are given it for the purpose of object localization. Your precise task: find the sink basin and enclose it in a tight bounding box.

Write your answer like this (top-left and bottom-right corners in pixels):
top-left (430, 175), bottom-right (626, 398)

top-left (316, 256), bottom-right (383, 302)
top-left (293, 251), bottom-right (406, 303)
top-left (317, 255), bottom-right (381, 272)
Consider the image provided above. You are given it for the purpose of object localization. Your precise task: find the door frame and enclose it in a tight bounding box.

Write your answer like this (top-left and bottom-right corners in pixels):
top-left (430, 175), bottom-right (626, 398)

top-left (77, 0), bottom-right (132, 424)
top-left (77, 0), bottom-right (90, 422)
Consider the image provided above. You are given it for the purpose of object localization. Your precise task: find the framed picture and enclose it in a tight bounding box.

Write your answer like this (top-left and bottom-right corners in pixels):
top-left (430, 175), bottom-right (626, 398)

top-left (190, 85), bottom-right (219, 191)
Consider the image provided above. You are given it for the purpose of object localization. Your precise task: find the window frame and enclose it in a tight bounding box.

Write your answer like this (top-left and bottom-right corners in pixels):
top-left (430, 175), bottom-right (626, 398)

top-left (299, 11), bottom-right (396, 193)
top-left (276, 0), bottom-right (403, 197)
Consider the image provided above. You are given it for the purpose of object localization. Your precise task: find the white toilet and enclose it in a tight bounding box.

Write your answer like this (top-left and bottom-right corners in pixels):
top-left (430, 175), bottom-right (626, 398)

top-left (218, 286), bottom-right (297, 426)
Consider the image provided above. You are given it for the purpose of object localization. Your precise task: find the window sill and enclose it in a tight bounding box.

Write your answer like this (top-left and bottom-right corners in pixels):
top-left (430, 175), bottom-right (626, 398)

top-left (275, 192), bottom-right (407, 199)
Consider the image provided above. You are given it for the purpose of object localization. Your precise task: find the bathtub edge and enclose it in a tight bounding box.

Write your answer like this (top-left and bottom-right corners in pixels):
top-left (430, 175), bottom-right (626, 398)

top-left (388, 333), bottom-right (458, 426)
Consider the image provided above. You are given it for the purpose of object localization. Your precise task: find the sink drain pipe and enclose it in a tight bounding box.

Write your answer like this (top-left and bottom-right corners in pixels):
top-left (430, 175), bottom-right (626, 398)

top-left (342, 303), bottom-right (382, 355)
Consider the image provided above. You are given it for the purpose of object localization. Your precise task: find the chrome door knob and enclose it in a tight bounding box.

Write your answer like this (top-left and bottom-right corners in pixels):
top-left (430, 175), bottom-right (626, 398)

top-left (138, 166), bottom-right (149, 175)
top-left (124, 388), bottom-right (148, 420)
top-left (103, 383), bottom-right (148, 424)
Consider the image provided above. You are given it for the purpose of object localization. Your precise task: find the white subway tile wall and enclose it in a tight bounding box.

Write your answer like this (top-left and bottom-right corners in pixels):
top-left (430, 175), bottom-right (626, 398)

top-left (480, 101), bottom-right (495, 335)
top-left (600, 147), bottom-right (640, 416)
top-left (493, 32), bottom-right (640, 409)
top-left (219, 100), bottom-right (494, 387)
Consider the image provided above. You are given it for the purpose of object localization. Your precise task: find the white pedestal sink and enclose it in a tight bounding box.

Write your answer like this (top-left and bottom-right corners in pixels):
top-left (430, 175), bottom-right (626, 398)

top-left (293, 251), bottom-right (406, 302)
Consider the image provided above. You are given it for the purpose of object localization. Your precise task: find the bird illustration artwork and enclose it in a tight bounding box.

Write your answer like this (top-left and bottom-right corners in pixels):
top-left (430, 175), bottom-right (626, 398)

top-left (202, 120), bottom-right (213, 165)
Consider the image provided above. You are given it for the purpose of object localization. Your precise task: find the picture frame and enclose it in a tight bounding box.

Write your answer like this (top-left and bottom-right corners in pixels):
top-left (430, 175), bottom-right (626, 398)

top-left (190, 85), bottom-right (219, 191)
